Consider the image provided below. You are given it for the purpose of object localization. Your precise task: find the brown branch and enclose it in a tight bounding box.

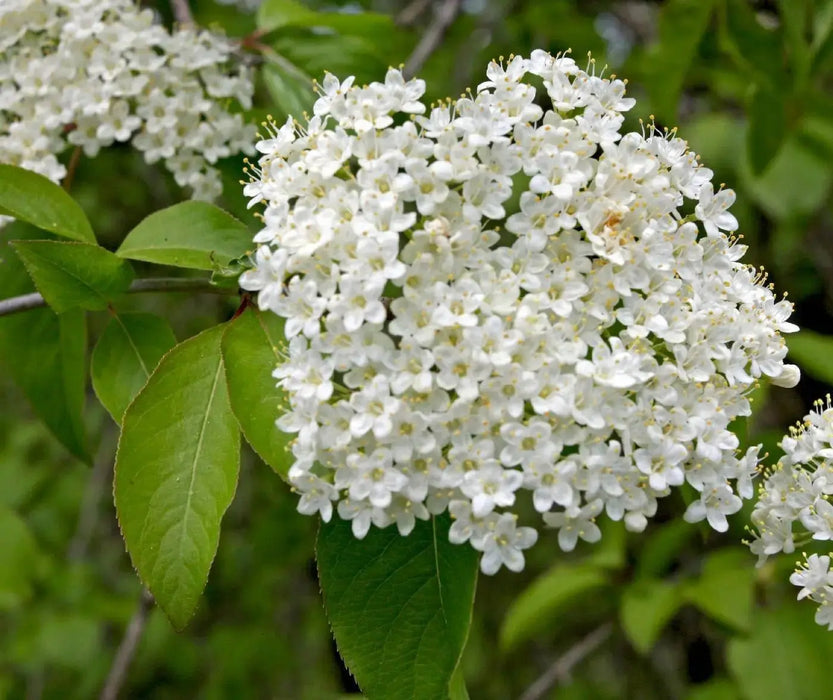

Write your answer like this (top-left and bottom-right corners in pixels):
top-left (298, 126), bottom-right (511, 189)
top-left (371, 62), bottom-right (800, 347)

top-left (169, 0), bottom-right (195, 28)
top-left (62, 146), bottom-right (82, 192)
top-left (100, 589), bottom-right (155, 700)
top-left (403, 0), bottom-right (464, 79)
top-left (67, 427), bottom-right (117, 561)
top-left (0, 277), bottom-right (239, 318)
top-left (396, 0), bottom-right (433, 26)
top-left (518, 623), bottom-right (613, 700)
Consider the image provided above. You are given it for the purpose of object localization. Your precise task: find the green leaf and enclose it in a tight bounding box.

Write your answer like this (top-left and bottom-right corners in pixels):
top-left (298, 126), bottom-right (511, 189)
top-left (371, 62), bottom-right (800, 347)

top-left (636, 520), bottom-right (697, 578)
top-left (261, 59), bottom-right (315, 122)
top-left (500, 563), bottom-right (611, 653)
top-left (0, 505), bottom-right (40, 610)
top-left (0, 283), bottom-right (89, 461)
top-left (719, 0), bottom-right (787, 88)
top-left (728, 605), bottom-right (833, 700)
top-left (257, 0), bottom-right (316, 30)
top-left (91, 312), bottom-right (177, 423)
top-left (317, 514), bottom-right (478, 700)
top-left (620, 579), bottom-right (682, 655)
top-left (115, 324), bottom-right (240, 629)
top-left (221, 307), bottom-right (292, 477)
top-left (741, 135), bottom-right (833, 220)
top-left (684, 678), bottom-right (742, 700)
top-left (645, 0), bottom-right (717, 123)
top-left (746, 85), bottom-right (789, 175)
top-left (116, 201), bottom-right (252, 271)
top-left (0, 164), bottom-right (95, 243)
top-left (271, 33), bottom-right (389, 84)
top-left (682, 548), bottom-right (754, 632)
top-left (787, 329), bottom-right (833, 385)
top-left (11, 240), bottom-right (134, 313)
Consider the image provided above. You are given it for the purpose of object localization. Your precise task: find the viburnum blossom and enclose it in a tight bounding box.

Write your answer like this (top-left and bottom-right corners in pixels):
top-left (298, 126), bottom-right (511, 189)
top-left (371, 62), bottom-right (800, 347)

top-left (750, 399), bottom-right (833, 628)
top-left (0, 0), bottom-right (255, 203)
top-left (240, 50), bottom-right (800, 575)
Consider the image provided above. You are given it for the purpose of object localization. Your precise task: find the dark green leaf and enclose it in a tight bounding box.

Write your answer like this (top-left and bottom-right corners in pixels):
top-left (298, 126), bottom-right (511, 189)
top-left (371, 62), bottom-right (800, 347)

top-left (645, 0), bottom-right (717, 123)
top-left (261, 59), bottom-right (315, 122)
top-left (684, 678), bottom-right (742, 700)
top-left (719, 0), bottom-right (787, 87)
top-left (116, 201), bottom-right (252, 271)
top-left (221, 307), bottom-right (292, 478)
top-left (787, 330), bottom-right (833, 385)
top-left (500, 563), bottom-right (611, 653)
top-left (271, 33), bottom-right (389, 84)
top-left (115, 324), bottom-right (240, 629)
top-left (11, 240), bottom-right (134, 313)
top-left (741, 135), bottom-right (832, 220)
top-left (746, 85), bottom-right (788, 175)
top-left (620, 579), bottom-right (682, 654)
top-left (91, 312), bottom-right (177, 423)
top-left (0, 227), bottom-right (89, 460)
top-left (257, 0), bottom-right (316, 31)
top-left (682, 549), bottom-right (754, 632)
top-left (728, 605), bottom-right (833, 699)
top-left (317, 514), bottom-right (478, 700)
top-left (0, 164), bottom-right (95, 243)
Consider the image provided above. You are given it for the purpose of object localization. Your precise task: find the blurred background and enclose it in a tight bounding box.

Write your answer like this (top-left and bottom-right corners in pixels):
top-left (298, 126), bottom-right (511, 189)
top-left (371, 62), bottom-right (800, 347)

top-left (2, 0), bottom-right (833, 698)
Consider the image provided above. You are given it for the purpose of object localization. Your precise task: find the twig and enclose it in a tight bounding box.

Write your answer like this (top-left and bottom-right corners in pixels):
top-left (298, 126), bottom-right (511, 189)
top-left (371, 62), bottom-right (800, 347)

top-left (62, 146), bottom-right (82, 192)
top-left (100, 589), bottom-right (155, 700)
top-left (169, 0), bottom-right (195, 28)
top-left (403, 0), bottom-right (464, 79)
top-left (0, 277), bottom-right (238, 318)
top-left (518, 623), bottom-right (613, 700)
top-left (67, 426), bottom-right (117, 561)
top-left (396, 0), bottom-right (432, 26)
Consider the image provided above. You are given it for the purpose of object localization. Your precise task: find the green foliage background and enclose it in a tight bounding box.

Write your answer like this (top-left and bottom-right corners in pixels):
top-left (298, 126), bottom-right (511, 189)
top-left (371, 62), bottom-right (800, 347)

top-left (3, 0), bottom-right (833, 698)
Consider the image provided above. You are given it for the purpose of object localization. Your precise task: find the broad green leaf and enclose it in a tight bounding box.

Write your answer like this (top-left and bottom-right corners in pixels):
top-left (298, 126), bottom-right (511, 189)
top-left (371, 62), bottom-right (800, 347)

top-left (746, 85), bottom-right (789, 175)
top-left (115, 324), bottom-right (240, 629)
top-left (257, 0), bottom-right (316, 30)
top-left (728, 605), bottom-right (833, 700)
top-left (271, 33), bottom-right (389, 84)
top-left (635, 520), bottom-right (697, 578)
top-left (645, 0), bottom-right (717, 123)
top-left (91, 312), bottom-right (177, 423)
top-left (221, 307), bottom-right (292, 477)
top-left (0, 308), bottom-right (88, 462)
top-left (262, 59), bottom-right (315, 122)
top-left (116, 201), bottom-right (252, 271)
top-left (787, 330), bottom-right (833, 385)
top-left (0, 505), bottom-right (40, 610)
top-left (682, 549), bottom-right (754, 632)
top-left (317, 514), bottom-right (478, 700)
top-left (719, 0), bottom-right (787, 88)
top-left (0, 164), bottom-right (95, 243)
top-left (685, 678), bottom-right (741, 700)
top-left (500, 563), bottom-right (611, 653)
top-left (0, 226), bottom-right (89, 461)
top-left (620, 579), bottom-right (682, 655)
top-left (741, 135), bottom-right (833, 220)
top-left (11, 240), bottom-right (134, 313)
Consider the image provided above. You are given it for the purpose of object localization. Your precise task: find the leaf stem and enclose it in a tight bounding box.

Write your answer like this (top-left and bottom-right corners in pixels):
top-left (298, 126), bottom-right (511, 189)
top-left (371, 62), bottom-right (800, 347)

top-left (0, 277), bottom-right (238, 318)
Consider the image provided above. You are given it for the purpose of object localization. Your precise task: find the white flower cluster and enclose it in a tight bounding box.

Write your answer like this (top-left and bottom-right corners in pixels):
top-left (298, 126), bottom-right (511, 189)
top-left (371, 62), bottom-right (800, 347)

top-left (240, 50), bottom-right (799, 575)
top-left (0, 0), bottom-right (255, 201)
top-left (750, 400), bottom-right (833, 628)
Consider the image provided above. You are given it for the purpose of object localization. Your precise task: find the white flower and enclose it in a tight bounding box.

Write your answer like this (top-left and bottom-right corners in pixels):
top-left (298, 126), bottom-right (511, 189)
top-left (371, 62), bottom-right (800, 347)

top-left (0, 0), bottom-right (255, 208)
top-left (243, 51), bottom-right (798, 576)
top-left (478, 513), bottom-right (538, 575)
